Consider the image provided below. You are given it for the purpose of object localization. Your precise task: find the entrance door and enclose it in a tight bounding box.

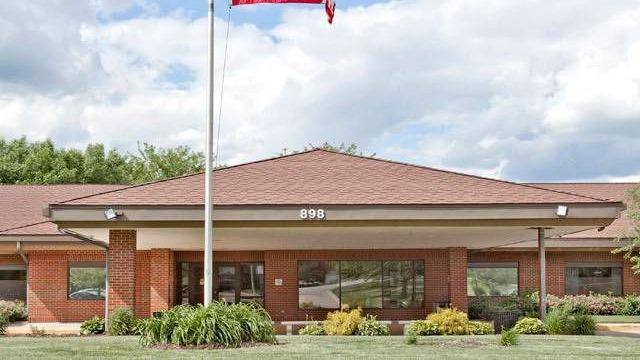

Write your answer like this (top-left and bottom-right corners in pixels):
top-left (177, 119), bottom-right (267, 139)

top-left (176, 262), bottom-right (264, 306)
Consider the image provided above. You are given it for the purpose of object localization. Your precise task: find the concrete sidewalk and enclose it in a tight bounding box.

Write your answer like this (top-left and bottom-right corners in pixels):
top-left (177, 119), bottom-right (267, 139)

top-left (6, 322), bottom-right (82, 336)
top-left (596, 323), bottom-right (640, 338)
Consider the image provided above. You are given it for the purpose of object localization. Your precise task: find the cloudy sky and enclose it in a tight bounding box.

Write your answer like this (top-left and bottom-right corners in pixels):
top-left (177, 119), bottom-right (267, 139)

top-left (1, 0), bottom-right (639, 182)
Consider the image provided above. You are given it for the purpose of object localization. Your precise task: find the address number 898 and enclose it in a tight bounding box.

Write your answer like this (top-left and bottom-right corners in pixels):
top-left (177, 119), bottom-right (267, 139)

top-left (300, 208), bottom-right (326, 220)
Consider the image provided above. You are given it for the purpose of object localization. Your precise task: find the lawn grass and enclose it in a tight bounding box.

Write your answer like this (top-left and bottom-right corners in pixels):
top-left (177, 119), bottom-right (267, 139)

top-left (0, 335), bottom-right (639, 359)
top-left (594, 315), bottom-right (640, 323)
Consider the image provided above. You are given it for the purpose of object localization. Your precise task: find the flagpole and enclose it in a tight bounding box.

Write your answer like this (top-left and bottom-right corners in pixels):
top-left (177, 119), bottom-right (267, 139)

top-left (204, 0), bottom-right (215, 307)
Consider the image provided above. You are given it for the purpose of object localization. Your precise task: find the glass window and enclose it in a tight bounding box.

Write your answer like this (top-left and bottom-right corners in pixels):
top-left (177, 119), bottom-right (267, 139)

top-left (0, 266), bottom-right (27, 301)
top-left (565, 264), bottom-right (622, 296)
top-left (467, 263), bottom-right (518, 296)
top-left (240, 263), bottom-right (264, 305)
top-left (383, 261), bottom-right (424, 308)
top-left (68, 262), bottom-right (106, 300)
top-left (298, 260), bottom-right (425, 309)
top-left (298, 261), bottom-right (340, 309)
top-left (340, 261), bottom-right (382, 308)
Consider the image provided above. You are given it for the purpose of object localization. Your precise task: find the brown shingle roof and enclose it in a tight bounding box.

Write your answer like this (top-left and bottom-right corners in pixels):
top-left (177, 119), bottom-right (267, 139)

top-left (57, 150), bottom-right (608, 206)
top-left (531, 183), bottom-right (639, 239)
top-left (0, 184), bottom-right (126, 235)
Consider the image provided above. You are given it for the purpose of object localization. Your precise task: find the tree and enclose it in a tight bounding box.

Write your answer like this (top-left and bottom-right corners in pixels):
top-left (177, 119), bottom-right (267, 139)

top-left (614, 185), bottom-right (640, 273)
top-left (279, 142), bottom-right (375, 157)
top-left (0, 137), bottom-right (204, 185)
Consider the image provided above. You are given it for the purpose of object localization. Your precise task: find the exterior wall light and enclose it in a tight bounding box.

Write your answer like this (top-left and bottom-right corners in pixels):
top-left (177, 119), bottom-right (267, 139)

top-left (104, 208), bottom-right (122, 220)
top-left (556, 205), bottom-right (569, 217)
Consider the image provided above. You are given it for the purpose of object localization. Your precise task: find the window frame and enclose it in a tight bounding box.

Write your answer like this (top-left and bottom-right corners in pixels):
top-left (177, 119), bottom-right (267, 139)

top-left (564, 262), bottom-right (623, 296)
top-left (297, 259), bottom-right (425, 310)
top-left (467, 262), bottom-right (519, 297)
top-left (67, 261), bottom-right (106, 301)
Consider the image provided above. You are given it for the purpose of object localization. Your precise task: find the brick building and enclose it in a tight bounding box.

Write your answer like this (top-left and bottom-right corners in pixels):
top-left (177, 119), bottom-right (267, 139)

top-left (0, 149), bottom-right (637, 324)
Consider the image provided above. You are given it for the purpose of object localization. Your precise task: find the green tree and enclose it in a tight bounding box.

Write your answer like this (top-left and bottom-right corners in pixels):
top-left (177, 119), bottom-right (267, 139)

top-left (614, 185), bottom-right (640, 273)
top-left (0, 136), bottom-right (204, 185)
top-left (279, 142), bottom-right (375, 157)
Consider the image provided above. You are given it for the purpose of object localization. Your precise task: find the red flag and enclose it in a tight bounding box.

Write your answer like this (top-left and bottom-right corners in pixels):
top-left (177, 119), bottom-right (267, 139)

top-left (231, 0), bottom-right (335, 24)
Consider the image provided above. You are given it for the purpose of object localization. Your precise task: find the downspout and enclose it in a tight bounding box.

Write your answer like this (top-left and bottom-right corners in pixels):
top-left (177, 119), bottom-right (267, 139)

top-left (58, 228), bottom-right (110, 331)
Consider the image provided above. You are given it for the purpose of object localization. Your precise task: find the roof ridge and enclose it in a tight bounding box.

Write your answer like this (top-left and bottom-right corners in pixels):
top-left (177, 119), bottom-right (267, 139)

top-left (312, 149), bottom-right (609, 202)
top-left (0, 220), bottom-right (51, 234)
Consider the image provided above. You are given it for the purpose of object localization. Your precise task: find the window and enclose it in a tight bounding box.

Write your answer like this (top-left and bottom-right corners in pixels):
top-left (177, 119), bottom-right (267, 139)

top-left (383, 261), bottom-right (424, 308)
top-left (565, 264), bottom-right (622, 296)
top-left (298, 260), bottom-right (424, 309)
top-left (240, 263), bottom-right (264, 305)
top-left (467, 263), bottom-right (518, 296)
top-left (298, 261), bottom-right (340, 309)
top-left (68, 262), bottom-right (106, 300)
top-left (0, 265), bottom-right (27, 301)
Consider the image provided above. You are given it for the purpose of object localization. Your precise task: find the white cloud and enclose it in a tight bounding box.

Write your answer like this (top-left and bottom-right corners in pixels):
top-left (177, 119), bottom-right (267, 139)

top-left (0, 0), bottom-right (639, 181)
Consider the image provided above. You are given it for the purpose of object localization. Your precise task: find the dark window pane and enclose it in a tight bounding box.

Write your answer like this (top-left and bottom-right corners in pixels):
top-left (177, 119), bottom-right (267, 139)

top-left (467, 267), bottom-right (518, 296)
top-left (340, 261), bottom-right (382, 309)
top-left (68, 265), bottom-right (106, 300)
top-left (0, 269), bottom-right (27, 301)
top-left (215, 264), bottom-right (236, 303)
top-left (298, 261), bottom-right (340, 309)
top-left (240, 263), bottom-right (264, 305)
top-left (566, 266), bottom-right (622, 295)
top-left (383, 260), bottom-right (424, 308)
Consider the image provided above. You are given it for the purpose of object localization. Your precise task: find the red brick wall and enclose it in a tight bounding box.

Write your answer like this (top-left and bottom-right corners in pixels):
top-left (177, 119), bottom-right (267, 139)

top-left (448, 247), bottom-right (468, 310)
top-left (108, 229), bottom-right (137, 312)
top-left (150, 249), bottom-right (174, 314)
top-left (263, 249), bottom-right (456, 321)
top-left (135, 250), bottom-right (150, 318)
top-left (27, 250), bottom-right (105, 322)
top-left (469, 250), bottom-right (640, 296)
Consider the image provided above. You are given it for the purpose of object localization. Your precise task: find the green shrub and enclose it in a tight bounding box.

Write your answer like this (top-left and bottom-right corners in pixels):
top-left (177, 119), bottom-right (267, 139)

top-left (573, 314), bottom-right (596, 335)
top-left (618, 295), bottom-right (640, 316)
top-left (299, 323), bottom-right (325, 335)
top-left (545, 307), bottom-right (574, 335)
top-left (405, 333), bottom-right (418, 345)
top-left (427, 308), bottom-right (469, 335)
top-left (500, 291), bottom-right (539, 318)
top-left (80, 316), bottom-right (105, 335)
top-left (548, 294), bottom-right (618, 315)
top-left (499, 328), bottom-right (518, 346)
top-left (0, 300), bottom-right (27, 322)
top-left (324, 306), bottom-right (363, 336)
top-left (468, 297), bottom-right (497, 320)
top-left (468, 321), bottom-right (493, 335)
top-left (0, 315), bottom-right (8, 335)
top-left (108, 308), bottom-right (138, 336)
top-left (357, 315), bottom-right (389, 336)
top-left (513, 317), bottom-right (546, 334)
top-left (138, 302), bottom-right (275, 347)
top-left (407, 319), bottom-right (441, 336)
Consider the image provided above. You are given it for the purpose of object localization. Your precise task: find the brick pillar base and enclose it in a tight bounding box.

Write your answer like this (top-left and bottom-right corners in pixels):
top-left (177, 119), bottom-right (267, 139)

top-left (150, 249), bottom-right (175, 314)
top-left (108, 229), bottom-right (137, 313)
top-left (448, 247), bottom-right (468, 312)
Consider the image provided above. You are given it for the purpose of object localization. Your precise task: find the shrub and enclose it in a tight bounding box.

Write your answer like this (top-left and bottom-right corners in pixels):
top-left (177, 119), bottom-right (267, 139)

top-left (357, 315), bottom-right (389, 336)
top-left (548, 294), bottom-right (618, 315)
top-left (138, 302), bottom-right (276, 347)
top-left (499, 328), bottom-right (518, 346)
top-left (0, 316), bottom-right (8, 335)
top-left (81, 316), bottom-right (105, 335)
top-left (468, 297), bottom-right (497, 320)
top-left (324, 306), bottom-right (363, 336)
top-left (0, 300), bottom-right (27, 322)
top-left (427, 308), bottom-right (469, 335)
top-left (407, 319), bottom-right (441, 336)
top-left (545, 307), bottom-right (574, 335)
top-left (468, 321), bottom-right (493, 335)
top-left (109, 308), bottom-right (139, 336)
top-left (405, 333), bottom-right (418, 345)
top-left (299, 323), bottom-right (325, 335)
top-left (513, 317), bottom-right (546, 334)
top-left (617, 295), bottom-right (640, 316)
top-left (573, 314), bottom-right (596, 335)
top-left (500, 291), bottom-right (538, 318)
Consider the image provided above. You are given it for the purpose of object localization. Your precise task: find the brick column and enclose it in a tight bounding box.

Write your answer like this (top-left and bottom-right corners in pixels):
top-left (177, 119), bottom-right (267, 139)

top-left (149, 249), bottom-right (175, 314)
top-left (108, 229), bottom-right (137, 312)
top-left (447, 247), bottom-right (468, 312)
